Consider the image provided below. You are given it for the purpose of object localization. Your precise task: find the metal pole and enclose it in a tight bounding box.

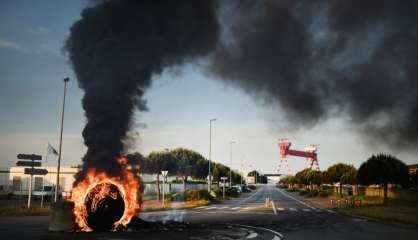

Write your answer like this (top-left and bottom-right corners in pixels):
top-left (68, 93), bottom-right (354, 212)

top-left (229, 141), bottom-right (235, 187)
top-left (162, 176), bottom-right (165, 207)
top-left (240, 158), bottom-right (243, 185)
top-left (40, 176), bottom-right (44, 208)
top-left (27, 174), bottom-right (32, 208)
top-left (208, 118), bottom-right (216, 192)
top-left (55, 77), bottom-right (69, 202)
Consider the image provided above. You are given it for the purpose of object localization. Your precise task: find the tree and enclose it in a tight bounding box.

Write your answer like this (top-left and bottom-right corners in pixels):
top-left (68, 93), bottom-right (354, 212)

top-left (326, 163), bottom-right (356, 197)
top-left (294, 168), bottom-right (311, 188)
top-left (294, 169), bottom-right (322, 190)
top-left (279, 175), bottom-right (296, 188)
top-left (171, 148), bottom-right (206, 190)
top-left (146, 150), bottom-right (175, 201)
top-left (358, 154), bottom-right (409, 205)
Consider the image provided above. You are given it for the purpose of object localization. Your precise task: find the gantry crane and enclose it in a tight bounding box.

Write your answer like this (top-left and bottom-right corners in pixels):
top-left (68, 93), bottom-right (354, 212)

top-left (277, 139), bottom-right (320, 175)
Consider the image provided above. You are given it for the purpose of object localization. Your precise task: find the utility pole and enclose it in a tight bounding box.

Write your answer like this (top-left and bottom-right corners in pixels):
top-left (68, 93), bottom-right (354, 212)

top-left (208, 118), bottom-right (216, 191)
top-left (55, 77), bottom-right (69, 202)
top-left (229, 141), bottom-right (236, 187)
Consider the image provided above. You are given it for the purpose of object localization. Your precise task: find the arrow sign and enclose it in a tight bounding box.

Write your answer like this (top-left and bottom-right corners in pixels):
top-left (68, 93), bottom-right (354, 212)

top-left (17, 154), bottom-right (42, 161)
top-left (24, 168), bottom-right (48, 175)
top-left (17, 161), bottom-right (41, 167)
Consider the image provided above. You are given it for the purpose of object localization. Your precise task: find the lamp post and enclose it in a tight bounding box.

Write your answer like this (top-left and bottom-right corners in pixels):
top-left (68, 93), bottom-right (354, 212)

top-left (208, 118), bottom-right (216, 191)
top-left (229, 141), bottom-right (236, 187)
top-left (55, 77), bottom-right (69, 202)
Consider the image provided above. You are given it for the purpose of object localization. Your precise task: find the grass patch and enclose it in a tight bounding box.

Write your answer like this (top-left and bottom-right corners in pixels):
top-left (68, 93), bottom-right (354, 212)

top-left (337, 198), bottom-right (418, 226)
top-left (0, 206), bottom-right (49, 217)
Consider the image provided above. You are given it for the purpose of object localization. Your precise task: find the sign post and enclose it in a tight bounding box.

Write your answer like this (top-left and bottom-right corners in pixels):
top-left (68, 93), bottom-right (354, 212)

top-left (221, 177), bottom-right (228, 199)
top-left (17, 154), bottom-right (46, 208)
top-left (161, 170), bottom-right (168, 206)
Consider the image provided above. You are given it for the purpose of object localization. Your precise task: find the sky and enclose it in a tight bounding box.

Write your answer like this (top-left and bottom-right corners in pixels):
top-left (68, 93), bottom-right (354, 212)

top-left (0, 0), bottom-right (416, 175)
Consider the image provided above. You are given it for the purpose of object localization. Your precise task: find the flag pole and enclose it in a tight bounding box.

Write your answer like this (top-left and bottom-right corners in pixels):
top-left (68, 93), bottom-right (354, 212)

top-left (55, 77), bottom-right (69, 202)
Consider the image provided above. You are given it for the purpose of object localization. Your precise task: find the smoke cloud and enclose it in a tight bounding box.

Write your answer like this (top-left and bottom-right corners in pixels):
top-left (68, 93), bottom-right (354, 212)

top-left (66, 0), bottom-right (418, 177)
top-left (65, 0), bottom-right (219, 179)
top-left (210, 0), bottom-right (418, 148)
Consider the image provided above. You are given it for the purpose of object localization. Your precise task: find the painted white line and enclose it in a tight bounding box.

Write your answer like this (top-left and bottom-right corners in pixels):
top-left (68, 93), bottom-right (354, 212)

top-left (235, 224), bottom-right (284, 240)
top-left (271, 201), bottom-right (277, 215)
top-left (289, 208), bottom-right (297, 211)
top-left (277, 207), bottom-right (285, 211)
top-left (303, 208), bottom-right (311, 212)
top-left (242, 207), bottom-right (251, 210)
top-left (195, 206), bottom-right (207, 209)
top-left (231, 207), bottom-right (241, 210)
top-left (276, 188), bottom-right (316, 209)
top-left (219, 206), bottom-right (229, 209)
top-left (326, 209), bottom-right (336, 214)
top-left (206, 207), bottom-right (217, 210)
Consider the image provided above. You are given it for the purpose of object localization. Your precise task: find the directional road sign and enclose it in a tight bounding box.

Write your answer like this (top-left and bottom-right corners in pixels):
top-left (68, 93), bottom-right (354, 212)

top-left (24, 168), bottom-right (48, 175)
top-left (17, 154), bottom-right (42, 161)
top-left (16, 161), bottom-right (42, 167)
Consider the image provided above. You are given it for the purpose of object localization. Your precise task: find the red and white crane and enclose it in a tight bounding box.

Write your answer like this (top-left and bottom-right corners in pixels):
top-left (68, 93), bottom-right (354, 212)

top-left (277, 138), bottom-right (320, 175)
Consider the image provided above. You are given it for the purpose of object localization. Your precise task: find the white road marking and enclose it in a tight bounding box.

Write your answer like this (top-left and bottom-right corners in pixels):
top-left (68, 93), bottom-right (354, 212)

top-left (271, 201), bottom-right (277, 215)
top-left (275, 188), bottom-right (317, 210)
top-left (276, 207), bottom-right (285, 211)
top-left (219, 206), bottom-right (229, 209)
top-left (235, 224), bottom-right (284, 240)
top-left (195, 206), bottom-right (207, 209)
top-left (326, 209), bottom-right (336, 214)
top-left (231, 207), bottom-right (241, 210)
top-left (206, 206), bottom-right (217, 210)
top-left (303, 208), bottom-right (311, 212)
top-left (289, 208), bottom-right (297, 211)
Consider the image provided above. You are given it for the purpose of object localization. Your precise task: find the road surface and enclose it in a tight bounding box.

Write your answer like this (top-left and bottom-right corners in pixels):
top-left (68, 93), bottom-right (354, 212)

top-left (0, 184), bottom-right (417, 239)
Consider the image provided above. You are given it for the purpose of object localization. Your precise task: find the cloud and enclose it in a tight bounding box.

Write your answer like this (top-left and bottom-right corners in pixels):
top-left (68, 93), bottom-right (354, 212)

top-left (0, 38), bottom-right (25, 53)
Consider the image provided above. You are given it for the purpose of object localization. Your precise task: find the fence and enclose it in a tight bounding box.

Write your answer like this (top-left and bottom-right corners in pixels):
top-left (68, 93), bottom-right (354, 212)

top-left (143, 183), bottom-right (208, 195)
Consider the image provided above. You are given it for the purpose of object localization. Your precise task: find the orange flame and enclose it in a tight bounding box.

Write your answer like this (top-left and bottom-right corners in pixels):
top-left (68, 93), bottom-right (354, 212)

top-left (70, 157), bottom-right (141, 231)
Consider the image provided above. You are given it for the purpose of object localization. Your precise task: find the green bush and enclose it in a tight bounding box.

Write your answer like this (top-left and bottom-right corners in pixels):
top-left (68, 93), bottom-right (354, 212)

top-left (307, 189), bottom-right (319, 197)
top-left (197, 189), bottom-right (214, 201)
top-left (299, 190), bottom-right (308, 196)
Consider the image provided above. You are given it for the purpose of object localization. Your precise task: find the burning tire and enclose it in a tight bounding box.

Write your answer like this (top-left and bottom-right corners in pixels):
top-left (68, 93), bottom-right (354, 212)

top-left (83, 182), bottom-right (125, 231)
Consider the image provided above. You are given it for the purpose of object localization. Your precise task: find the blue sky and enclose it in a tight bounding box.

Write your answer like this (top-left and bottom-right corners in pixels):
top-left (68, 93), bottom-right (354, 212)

top-left (0, 0), bottom-right (416, 175)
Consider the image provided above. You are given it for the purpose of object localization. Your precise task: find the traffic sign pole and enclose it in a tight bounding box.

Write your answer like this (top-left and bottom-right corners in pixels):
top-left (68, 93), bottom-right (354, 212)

top-left (161, 170), bottom-right (168, 207)
top-left (27, 174), bottom-right (32, 208)
top-left (16, 153), bottom-right (45, 208)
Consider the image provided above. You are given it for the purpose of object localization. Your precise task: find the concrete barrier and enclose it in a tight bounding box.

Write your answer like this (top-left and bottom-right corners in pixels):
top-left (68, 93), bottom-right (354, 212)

top-left (49, 200), bottom-right (75, 231)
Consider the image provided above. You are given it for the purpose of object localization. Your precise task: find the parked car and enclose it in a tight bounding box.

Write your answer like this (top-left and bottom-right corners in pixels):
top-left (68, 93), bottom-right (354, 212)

top-left (231, 185), bottom-right (242, 194)
top-left (242, 185), bottom-right (252, 192)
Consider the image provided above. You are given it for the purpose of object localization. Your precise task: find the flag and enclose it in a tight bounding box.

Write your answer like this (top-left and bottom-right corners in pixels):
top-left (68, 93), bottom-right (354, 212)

top-left (48, 142), bottom-right (59, 156)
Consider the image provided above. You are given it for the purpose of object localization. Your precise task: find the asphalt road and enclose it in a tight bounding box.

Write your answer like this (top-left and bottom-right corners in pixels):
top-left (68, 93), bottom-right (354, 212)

top-left (1, 184), bottom-right (417, 239)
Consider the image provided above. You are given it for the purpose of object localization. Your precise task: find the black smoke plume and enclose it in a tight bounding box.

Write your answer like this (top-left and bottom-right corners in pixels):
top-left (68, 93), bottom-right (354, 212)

top-left (210, 0), bottom-right (418, 148)
top-left (65, 0), bottom-right (219, 180)
top-left (66, 0), bottom-right (418, 179)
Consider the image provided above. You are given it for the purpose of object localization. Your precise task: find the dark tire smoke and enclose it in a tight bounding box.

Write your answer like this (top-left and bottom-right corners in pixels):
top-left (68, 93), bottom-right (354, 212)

top-left (65, 0), bottom-right (418, 178)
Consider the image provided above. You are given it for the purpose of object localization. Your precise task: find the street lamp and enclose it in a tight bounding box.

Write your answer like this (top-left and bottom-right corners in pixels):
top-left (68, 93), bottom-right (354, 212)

top-left (229, 141), bottom-right (236, 187)
top-left (208, 118), bottom-right (216, 191)
top-left (55, 77), bottom-right (69, 202)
